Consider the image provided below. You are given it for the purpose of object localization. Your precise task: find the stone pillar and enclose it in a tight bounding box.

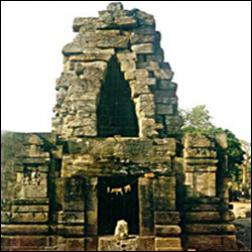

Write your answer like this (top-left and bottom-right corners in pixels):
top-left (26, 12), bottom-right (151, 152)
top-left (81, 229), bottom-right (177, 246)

top-left (183, 133), bottom-right (237, 251)
top-left (54, 176), bottom-right (85, 251)
top-left (57, 177), bottom-right (85, 235)
top-left (153, 175), bottom-right (182, 251)
top-left (138, 177), bottom-right (154, 236)
top-left (85, 177), bottom-right (98, 251)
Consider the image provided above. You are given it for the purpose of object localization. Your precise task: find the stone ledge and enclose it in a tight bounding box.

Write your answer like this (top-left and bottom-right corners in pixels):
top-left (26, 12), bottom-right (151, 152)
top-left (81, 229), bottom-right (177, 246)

top-left (154, 211), bottom-right (181, 225)
top-left (1, 225), bottom-right (49, 235)
top-left (185, 211), bottom-right (221, 223)
top-left (184, 203), bottom-right (220, 212)
top-left (185, 223), bottom-right (236, 234)
top-left (186, 234), bottom-right (237, 251)
top-left (155, 237), bottom-right (182, 251)
top-left (155, 225), bottom-right (181, 236)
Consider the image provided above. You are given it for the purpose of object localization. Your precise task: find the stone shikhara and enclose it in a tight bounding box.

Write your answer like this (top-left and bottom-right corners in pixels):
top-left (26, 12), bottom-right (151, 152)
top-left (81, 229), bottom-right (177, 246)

top-left (1, 2), bottom-right (237, 251)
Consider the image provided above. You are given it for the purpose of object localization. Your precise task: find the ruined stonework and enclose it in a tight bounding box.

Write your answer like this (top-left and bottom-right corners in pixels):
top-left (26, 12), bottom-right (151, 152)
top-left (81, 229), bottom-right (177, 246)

top-left (1, 3), bottom-right (237, 251)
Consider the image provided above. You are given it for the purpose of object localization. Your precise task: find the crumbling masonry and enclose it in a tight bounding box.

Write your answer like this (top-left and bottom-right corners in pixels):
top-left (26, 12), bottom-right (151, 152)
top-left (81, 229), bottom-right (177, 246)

top-left (1, 3), bottom-right (237, 251)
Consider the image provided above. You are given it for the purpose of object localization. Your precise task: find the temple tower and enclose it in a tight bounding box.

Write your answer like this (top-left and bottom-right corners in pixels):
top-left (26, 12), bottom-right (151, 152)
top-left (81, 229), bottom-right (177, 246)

top-left (1, 3), bottom-right (237, 251)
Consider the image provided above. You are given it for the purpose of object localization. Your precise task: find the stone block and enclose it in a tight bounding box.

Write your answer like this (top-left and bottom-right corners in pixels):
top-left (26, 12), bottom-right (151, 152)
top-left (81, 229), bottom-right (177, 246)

top-left (184, 165), bottom-right (217, 172)
top-left (185, 171), bottom-right (216, 197)
top-left (73, 126), bottom-right (97, 137)
top-left (132, 43), bottom-right (154, 54)
top-left (155, 225), bottom-right (181, 236)
top-left (158, 80), bottom-right (177, 92)
top-left (117, 52), bottom-right (136, 61)
top-left (138, 236), bottom-right (155, 251)
top-left (136, 10), bottom-right (155, 27)
top-left (184, 148), bottom-right (217, 158)
top-left (130, 80), bottom-right (152, 97)
top-left (120, 59), bottom-right (136, 72)
top-left (154, 211), bottom-right (180, 225)
top-left (19, 236), bottom-right (48, 247)
top-left (76, 61), bottom-right (107, 80)
top-left (58, 211), bottom-right (85, 224)
top-left (62, 201), bottom-right (84, 213)
top-left (155, 95), bottom-right (178, 105)
top-left (114, 16), bottom-right (138, 29)
top-left (124, 69), bottom-right (136, 80)
top-left (185, 211), bottom-right (221, 223)
top-left (156, 104), bottom-right (175, 115)
top-left (184, 203), bottom-right (220, 212)
top-left (130, 33), bottom-right (156, 45)
top-left (11, 205), bottom-right (49, 213)
top-left (98, 236), bottom-right (139, 251)
top-left (184, 197), bottom-right (220, 204)
top-left (135, 69), bottom-right (149, 80)
top-left (66, 238), bottom-right (85, 251)
top-left (56, 224), bottom-right (85, 236)
top-left (185, 158), bottom-right (218, 165)
top-left (138, 177), bottom-right (154, 236)
top-left (1, 236), bottom-right (21, 249)
top-left (73, 17), bottom-right (97, 32)
top-left (154, 68), bottom-right (174, 80)
top-left (153, 176), bottom-right (176, 211)
top-left (68, 48), bottom-right (114, 62)
top-left (107, 2), bottom-right (124, 12)
top-left (151, 48), bottom-right (165, 62)
top-left (186, 235), bottom-right (237, 251)
top-left (10, 212), bottom-right (48, 223)
top-left (85, 237), bottom-right (98, 251)
top-left (62, 42), bottom-right (84, 56)
top-left (183, 134), bottom-right (214, 148)
top-left (12, 199), bottom-right (50, 205)
top-left (1, 224), bottom-right (49, 235)
top-left (155, 237), bottom-right (182, 250)
top-left (96, 33), bottom-right (129, 49)
top-left (185, 224), bottom-right (236, 234)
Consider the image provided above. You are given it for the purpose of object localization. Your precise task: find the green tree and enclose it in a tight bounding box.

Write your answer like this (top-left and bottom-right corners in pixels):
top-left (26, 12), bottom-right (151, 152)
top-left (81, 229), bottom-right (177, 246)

top-left (180, 105), bottom-right (245, 182)
top-left (180, 105), bottom-right (213, 132)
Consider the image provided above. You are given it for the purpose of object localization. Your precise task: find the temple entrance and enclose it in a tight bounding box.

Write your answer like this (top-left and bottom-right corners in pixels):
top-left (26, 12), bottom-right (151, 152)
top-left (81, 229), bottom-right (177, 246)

top-left (98, 176), bottom-right (139, 235)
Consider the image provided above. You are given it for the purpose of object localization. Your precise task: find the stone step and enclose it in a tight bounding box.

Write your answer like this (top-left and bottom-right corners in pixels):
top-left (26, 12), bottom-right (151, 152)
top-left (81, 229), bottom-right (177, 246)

top-left (155, 225), bottom-right (181, 236)
top-left (185, 223), bottom-right (236, 234)
top-left (155, 247), bottom-right (183, 251)
top-left (155, 237), bottom-right (182, 250)
top-left (186, 234), bottom-right (237, 251)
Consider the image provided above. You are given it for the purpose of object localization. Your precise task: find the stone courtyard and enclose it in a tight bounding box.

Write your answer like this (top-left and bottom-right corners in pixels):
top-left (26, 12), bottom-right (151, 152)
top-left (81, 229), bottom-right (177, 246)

top-left (1, 2), bottom-right (239, 251)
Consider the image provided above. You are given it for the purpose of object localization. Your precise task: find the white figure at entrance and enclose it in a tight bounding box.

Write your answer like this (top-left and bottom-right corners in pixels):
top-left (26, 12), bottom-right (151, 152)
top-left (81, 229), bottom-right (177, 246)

top-left (114, 220), bottom-right (129, 240)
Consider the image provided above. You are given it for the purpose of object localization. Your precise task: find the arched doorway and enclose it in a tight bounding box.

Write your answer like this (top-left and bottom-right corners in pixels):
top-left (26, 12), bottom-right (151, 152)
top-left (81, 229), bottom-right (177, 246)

top-left (97, 56), bottom-right (139, 137)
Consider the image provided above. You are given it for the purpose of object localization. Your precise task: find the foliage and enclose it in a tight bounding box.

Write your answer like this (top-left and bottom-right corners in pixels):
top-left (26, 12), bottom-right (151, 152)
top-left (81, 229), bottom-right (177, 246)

top-left (180, 105), bottom-right (213, 132)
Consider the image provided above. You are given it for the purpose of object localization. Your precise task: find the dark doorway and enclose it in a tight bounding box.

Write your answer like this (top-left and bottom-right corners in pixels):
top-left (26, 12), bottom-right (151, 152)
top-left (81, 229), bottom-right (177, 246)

top-left (97, 56), bottom-right (139, 137)
top-left (98, 176), bottom-right (139, 235)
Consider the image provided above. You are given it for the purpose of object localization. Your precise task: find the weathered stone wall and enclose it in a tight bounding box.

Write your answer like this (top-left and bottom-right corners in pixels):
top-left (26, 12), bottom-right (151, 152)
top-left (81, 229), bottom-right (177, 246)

top-left (1, 134), bottom-right (53, 251)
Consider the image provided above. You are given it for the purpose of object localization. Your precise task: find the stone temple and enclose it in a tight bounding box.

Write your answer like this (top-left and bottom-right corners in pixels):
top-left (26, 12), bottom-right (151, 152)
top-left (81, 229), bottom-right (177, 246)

top-left (1, 2), bottom-right (238, 251)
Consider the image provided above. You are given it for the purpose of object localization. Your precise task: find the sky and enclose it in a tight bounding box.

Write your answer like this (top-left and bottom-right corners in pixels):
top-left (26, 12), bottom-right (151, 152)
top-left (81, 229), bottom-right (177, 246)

top-left (1, 1), bottom-right (251, 142)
